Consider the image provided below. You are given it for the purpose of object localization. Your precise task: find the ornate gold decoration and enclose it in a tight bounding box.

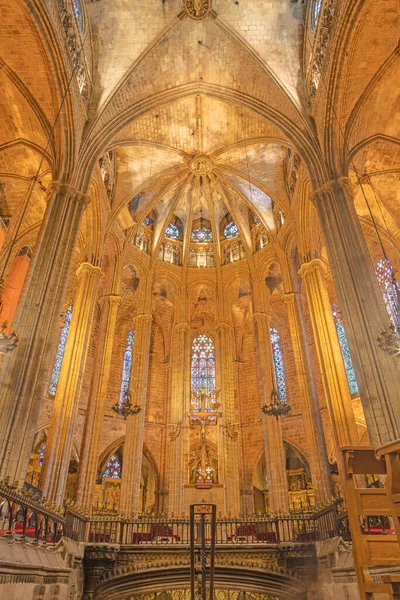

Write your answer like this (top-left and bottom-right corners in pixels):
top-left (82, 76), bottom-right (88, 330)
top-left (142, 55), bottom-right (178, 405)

top-left (189, 153), bottom-right (213, 176)
top-left (184, 0), bottom-right (211, 20)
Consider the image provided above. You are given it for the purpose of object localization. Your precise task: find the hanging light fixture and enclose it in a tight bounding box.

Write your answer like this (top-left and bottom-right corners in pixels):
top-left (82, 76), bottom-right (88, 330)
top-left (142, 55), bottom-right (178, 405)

top-left (111, 390), bottom-right (141, 420)
top-left (261, 359), bottom-right (291, 419)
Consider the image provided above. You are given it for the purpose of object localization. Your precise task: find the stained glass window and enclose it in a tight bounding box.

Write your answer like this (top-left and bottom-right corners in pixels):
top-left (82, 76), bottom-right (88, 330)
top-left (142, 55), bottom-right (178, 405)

top-left (332, 305), bottom-right (359, 395)
top-left (73, 0), bottom-right (83, 31)
top-left (38, 443), bottom-right (46, 467)
top-left (223, 221), bottom-right (239, 239)
top-left (270, 328), bottom-right (287, 402)
top-left (48, 305), bottom-right (73, 396)
top-left (310, 0), bottom-right (322, 31)
top-left (119, 330), bottom-right (135, 407)
top-left (143, 216), bottom-right (151, 226)
top-left (191, 225), bottom-right (213, 243)
top-left (102, 454), bottom-right (122, 479)
top-left (376, 258), bottom-right (400, 330)
top-left (190, 334), bottom-right (215, 413)
top-left (165, 223), bottom-right (180, 239)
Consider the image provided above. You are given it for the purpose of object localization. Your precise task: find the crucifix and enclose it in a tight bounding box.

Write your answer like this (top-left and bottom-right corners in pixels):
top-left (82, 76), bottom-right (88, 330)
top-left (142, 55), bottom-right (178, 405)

top-left (190, 389), bottom-right (219, 487)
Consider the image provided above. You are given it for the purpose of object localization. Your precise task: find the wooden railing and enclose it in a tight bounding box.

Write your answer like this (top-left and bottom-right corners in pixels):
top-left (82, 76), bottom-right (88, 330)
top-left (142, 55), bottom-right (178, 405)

top-left (341, 441), bottom-right (400, 599)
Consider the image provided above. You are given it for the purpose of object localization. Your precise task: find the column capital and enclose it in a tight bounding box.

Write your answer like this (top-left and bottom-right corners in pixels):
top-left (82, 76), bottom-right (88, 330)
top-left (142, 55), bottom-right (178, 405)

top-left (298, 258), bottom-right (326, 279)
top-left (310, 177), bottom-right (353, 208)
top-left (135, 313), bottom-right (152, 325)
top-left (281, 291), bottom-right (304, 305)
top-left (174, 322), bottom-right (190, 333)
top-left (99, 293), bottom-right (122, 307)
top-left (216, 321), bottom-right (231, 332)
top-left (76, 262), bottom-right (104, 281)
top-left (252, 310), bottom-right (272, 323)
top-left (49, 181), bottom-right (90, 207)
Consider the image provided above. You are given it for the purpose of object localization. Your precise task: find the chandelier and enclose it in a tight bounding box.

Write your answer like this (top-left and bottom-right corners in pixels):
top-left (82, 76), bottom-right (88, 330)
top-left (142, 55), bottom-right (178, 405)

top-left (111, 390), bottom-right (141, 419)
top-left (0, 320), bottom-right (19, 355)
top-left (262, 386), bottom-right (291, 419)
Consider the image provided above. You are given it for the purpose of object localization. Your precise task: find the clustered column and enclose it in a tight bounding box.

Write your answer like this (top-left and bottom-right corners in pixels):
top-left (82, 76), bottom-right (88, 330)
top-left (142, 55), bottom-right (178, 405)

top-left (119, 313), bottom-right (152, 516)
top-left (76, 293), bottom-right (122, 511)
top-left (217, 322), bottom-right (241, 515)
top-left (312, 179), bottom-right (400, 443)
top-left (282, 292), bottom-right (332, 501)
top-left (298, 258), bottom-right (358, 452)
top-left (0, 183), bottom-right (89, 485)
top-left (168, 321), bottom-right (190, 515)
top-left (40, 262), bottom-right (104, 504)
top-left (252, 310), bottom-right (289, 513)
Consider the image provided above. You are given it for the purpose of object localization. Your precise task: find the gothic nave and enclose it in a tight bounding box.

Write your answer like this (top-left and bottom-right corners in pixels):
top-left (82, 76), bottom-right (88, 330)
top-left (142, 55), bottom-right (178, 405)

top-left (0, 0), bottom-right (400, 599)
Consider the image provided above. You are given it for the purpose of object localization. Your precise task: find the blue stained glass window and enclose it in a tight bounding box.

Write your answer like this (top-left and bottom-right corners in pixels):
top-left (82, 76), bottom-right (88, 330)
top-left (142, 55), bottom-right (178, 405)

top-left (165, 223), bottom-right (180, 239)
top-left (332, 305), bottom-right (359, 395)
top-left (191, 334), bottom-right (215, 412)
top-left (376, 258), bottom-right (400, 330)
top-left (119, 330), bottom-right (135, 407)
top-left (191, 226), bottom-right (213, 243)
top-left (269, 327), bottom-right (287, 402)
top-left (223, 221), bottom-right (239, 239)
top-left (143, 216), bottom-right (151, 226)
top-left (102, 454), bottom-right (122, 479)
top-left (73, 0), bottom-right (83, 32)
top-left (310, 0), bottom-right (322, 31)
top-left (38, 443), bottom-right (46, 467)
top-left (48, 305), bottom-right (73, 396)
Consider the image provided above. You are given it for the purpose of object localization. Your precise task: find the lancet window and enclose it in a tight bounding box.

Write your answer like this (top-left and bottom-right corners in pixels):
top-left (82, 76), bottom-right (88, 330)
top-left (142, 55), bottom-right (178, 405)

top-left (119, 330), bottom-right (135, 407)
top-left (48, 305), bottom-right (73, 396)
top-left (310, 0), bottom-right (322, 31)
top-left (165, 223), bottom-right (180, 239)
top-left (269, 328), bottom-right (287, 402)
top-left (332, 305), bottom-right (359, 395)
top-left (73, 0), bottom-right (83, 31)
top-left (102, 454), bottom-right (122, 479)
top-left (223, 221), bottom-right (239, 239)
top-left (376, 258), bottom-right (400, 330)
top-left (190, 334), bottom-right (216, 414)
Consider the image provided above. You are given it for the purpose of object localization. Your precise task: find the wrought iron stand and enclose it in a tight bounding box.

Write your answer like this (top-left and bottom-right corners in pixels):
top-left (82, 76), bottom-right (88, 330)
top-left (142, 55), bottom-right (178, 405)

top-left (190, 503), bottom-right (216, 600)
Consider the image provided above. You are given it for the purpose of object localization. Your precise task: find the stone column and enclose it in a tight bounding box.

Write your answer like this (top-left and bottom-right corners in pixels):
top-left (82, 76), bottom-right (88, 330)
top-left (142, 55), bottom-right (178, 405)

top-left (76, 294), bottom-right (122, 510)
top-left (282, 292), bottom-right (332, 502)
top-left (119, 313), bottom-right (152, 516)
top-left (234, 360), bottom-right (255, 515)
top-left (0, 183), bottom-right (89, 485)
top-left (252, 311), bottom-right (289, 513)
top-left (0, 248), bottom-right (31, 331)
top-left (312, 179), bottom-right (400, 443)
top-left (298, 259), bottom-right (358, 451)
top-left (168, 322), bottom-right (189, 515)
top-left (217, 322), bottom-right (241, 515)
top-left (40, 262), bottom-right (104, 504)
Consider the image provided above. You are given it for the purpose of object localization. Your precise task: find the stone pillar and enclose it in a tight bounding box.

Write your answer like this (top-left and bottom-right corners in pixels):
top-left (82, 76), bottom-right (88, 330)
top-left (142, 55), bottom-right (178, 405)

top-left (217, 322), bottom-right (241, 515)
top-left (0, 248), bottom-right (31, 331)
top-left (40, 262), bottom-right (104, 504)
top-left (282, 292), bottom-right (332, 502)
top-left (168, 322), bottom-right (189, 515)
top-left (76, 294), bottom-right (122, 510)
top-left (298, 259), bottom-right (358, 450)
top-left (234, 360), bottom-right (255, 515)
top-left (252, 311), bottom-right (289, 513)
top-left (0, 183), bottom-right (89, 485)
top-left (119, 313), bottom-right (152, 516)
top-left (312, 179), bottom-right (400, 443)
